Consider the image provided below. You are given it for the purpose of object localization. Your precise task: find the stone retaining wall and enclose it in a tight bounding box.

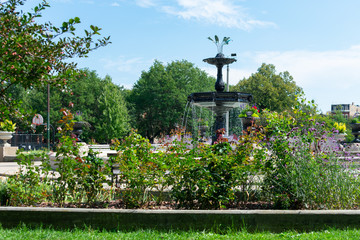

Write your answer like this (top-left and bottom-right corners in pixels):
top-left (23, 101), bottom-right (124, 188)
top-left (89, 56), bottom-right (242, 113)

top-left (1, 207), bottom-right (360, 232)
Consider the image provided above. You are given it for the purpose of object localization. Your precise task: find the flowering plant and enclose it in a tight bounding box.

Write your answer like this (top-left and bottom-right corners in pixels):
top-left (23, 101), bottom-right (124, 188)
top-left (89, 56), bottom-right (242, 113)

top-left (0, 119), bottom-right (16, 132)
top-left (351, 116), bottom-right (360, 124)
top-left (334, 122), bottom-right (346, 134)
top-left (239, 105), bottom-right (260, 118)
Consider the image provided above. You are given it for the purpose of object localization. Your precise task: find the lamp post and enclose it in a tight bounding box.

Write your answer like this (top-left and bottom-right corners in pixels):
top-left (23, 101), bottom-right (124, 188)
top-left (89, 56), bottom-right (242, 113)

top-left (225, 53), bottom-right (237, 136)
top-left (47, 84), bottom-right (50, 150)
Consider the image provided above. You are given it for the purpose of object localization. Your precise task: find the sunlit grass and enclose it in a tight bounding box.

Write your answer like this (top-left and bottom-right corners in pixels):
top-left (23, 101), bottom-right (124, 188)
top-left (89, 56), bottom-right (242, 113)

top-left (1, 225), bottom-right (360, 240)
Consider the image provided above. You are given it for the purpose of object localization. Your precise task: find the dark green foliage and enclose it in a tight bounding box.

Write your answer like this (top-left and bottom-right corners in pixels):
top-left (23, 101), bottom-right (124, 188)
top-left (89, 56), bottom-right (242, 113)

top-left (7, 150), bottom-right (52, 206)
top-left (51, 109), bottom-right (111, 206)
top-left (262, 101), bottom-right (360, 209)
top-left (232, 63), bottom-right (302, 112)
top-left (0, 0), bottom-right (110, 124)
top-left (211, 142), bottom-right (232, 155)
top-left (128, 60), bottom-right (215, 142)
top-left (171, 154), bottom-right (237, 209)
top-left (95, 80), bottom-right (130, 142)
top-left (3, 101), bottom-right (360, 210)
top-left (11, 69), bottom-right (130, 143)
top-left (0, 181), bottom-right (10, 206)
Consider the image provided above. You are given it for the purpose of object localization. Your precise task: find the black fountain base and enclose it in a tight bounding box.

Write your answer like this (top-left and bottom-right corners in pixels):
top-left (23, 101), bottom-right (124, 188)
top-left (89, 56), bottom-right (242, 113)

top-left (188, 92), bottom-right (253, 143)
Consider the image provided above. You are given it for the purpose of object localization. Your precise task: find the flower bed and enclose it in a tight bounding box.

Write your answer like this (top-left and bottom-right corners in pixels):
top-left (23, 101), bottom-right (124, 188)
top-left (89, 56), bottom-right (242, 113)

top-left (1, 104), bottom-right (360, 210)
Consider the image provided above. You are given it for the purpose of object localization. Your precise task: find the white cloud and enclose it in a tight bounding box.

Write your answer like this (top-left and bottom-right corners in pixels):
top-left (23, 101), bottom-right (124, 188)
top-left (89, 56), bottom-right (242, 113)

top-left (217, 46), bottom-right (360, 113)
top-left (135, 0), bottom-right (275, 30)
top-left (111, 2), bottom-right (120, 7)
top-left (99, 56), bottom-right (155, 87)
top-left (135, 0), bottom-right (156, 8)
top-left (251, 46), bottom-right (360, 90)
top-left (101, 56), bottom-right (145, 72)
top-left (80, 0), bottom-right (94, 4)
top-left (168, 0), bottom-right (275, 30)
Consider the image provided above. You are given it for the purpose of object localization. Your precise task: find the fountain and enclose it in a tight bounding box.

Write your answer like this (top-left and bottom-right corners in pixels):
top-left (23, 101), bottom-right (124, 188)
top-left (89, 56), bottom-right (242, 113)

top-left (187, 36), bottom-right (252, 142)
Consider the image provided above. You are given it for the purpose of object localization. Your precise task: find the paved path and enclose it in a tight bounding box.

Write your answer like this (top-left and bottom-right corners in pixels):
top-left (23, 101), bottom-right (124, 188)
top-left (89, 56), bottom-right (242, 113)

top-left (0, 161), bottom-right (42, 177)
top-left (0, 161), bottom-right (21, 176)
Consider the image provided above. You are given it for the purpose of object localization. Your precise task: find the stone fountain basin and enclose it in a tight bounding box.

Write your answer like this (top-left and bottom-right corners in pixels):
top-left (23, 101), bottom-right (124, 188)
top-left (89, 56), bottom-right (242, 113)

top-left (188, 92), bottom-right (252, 114)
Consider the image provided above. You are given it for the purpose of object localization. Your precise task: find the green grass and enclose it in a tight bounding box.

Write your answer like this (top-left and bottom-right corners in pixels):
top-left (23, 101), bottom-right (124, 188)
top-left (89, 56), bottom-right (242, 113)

top-left (1, 226), bottom-right (360, 240)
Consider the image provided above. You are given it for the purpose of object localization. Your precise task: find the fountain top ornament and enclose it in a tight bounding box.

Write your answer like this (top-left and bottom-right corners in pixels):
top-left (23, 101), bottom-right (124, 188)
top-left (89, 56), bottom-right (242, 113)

top-left (207, 35), bottom-right (231, 56)
top-left (202, 35), bottom-right (237, 92)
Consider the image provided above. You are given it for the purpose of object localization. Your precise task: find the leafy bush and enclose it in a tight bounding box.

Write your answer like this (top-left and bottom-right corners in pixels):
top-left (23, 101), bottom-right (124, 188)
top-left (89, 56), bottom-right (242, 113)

top-left (171, 150), bottom-right (238, 209)
top-left (52, 109), bottom-right (111, 206)
top-left (262, 108), bottom-right (360, 209)
top-left (8, 101), bottom-right (360, 210)
top-left (234, 126), bottom-right (267, 201)
top-left (0, 180), bottom-right (10, 206)
top-left (112, 129), bottom-right (162, 208)
top-left (7, 150), bottom-right (51, 206)
top-left (0, 119), bottom-right (16, 131)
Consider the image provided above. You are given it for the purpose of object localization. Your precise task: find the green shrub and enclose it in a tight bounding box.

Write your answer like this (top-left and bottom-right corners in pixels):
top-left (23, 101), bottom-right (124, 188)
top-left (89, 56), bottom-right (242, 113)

top-left (0, 180), bottom-right (10, 206)
top-left (7, 150), bottom-right (51, 206)
top-left (112, 129), bottom-right (160, 208)
top-left (171, 152), bottom-right (237, 209)
top-left (262, 117), bottom-right (360, 209)
top-left (51, 109), bottom-right (111, 206)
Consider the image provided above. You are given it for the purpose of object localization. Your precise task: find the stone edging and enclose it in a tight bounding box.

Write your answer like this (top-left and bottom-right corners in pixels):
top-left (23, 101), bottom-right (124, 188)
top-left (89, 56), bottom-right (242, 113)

top-left (1, 207), bottom-right (360, 232)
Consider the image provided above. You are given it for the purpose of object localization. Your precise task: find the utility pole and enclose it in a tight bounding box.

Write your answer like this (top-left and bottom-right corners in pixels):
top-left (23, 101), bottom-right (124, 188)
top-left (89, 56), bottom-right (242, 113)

top-left (47, 84), bottom-right (50, 150)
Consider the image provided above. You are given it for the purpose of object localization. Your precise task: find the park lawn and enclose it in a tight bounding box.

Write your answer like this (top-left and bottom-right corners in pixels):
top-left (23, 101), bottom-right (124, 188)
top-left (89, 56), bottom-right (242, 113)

top-left (1, 226), bottom-right (360, 239)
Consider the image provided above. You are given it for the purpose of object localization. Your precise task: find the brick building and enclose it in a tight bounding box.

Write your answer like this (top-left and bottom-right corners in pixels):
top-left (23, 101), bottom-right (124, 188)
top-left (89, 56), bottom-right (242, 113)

top-left (331, 103), bottom-right (360, 118)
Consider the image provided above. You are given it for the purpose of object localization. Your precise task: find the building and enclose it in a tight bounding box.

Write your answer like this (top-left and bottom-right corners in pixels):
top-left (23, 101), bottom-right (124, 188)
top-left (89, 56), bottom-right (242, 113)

top-left (331, 103), bottom-right (360, 118)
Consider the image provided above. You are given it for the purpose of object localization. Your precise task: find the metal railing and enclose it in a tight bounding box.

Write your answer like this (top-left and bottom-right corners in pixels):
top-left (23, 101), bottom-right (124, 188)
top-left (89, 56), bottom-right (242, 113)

top-left (11, 134), bottom-right (46, 151)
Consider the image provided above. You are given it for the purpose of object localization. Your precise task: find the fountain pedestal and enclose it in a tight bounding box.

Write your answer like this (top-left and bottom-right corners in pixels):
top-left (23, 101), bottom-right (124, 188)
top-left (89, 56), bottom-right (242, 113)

top-left (0, 131), bottom-right (18, 161)
top-left (203, 53), bottom-right (236, 93)
top-left (187, 86), bottom-right (252, 143)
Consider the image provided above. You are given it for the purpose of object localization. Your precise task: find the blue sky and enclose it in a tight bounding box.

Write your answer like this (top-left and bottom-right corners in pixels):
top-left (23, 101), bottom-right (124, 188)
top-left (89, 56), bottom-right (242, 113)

top-left (14, 0), bottom-right (360, 112)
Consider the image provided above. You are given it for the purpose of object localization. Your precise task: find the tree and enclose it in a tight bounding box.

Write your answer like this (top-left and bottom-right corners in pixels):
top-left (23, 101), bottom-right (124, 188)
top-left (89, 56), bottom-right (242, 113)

top-left (232, 63), bottom-right (302, 112)
top-left (96, 81), bottom-right (130, 143)
top-left (0, 0), bottom-right (110, 121)
top-left (128, 60), bottom-right (215, 142)
top-left (12, 69), bottom-right (129, 143)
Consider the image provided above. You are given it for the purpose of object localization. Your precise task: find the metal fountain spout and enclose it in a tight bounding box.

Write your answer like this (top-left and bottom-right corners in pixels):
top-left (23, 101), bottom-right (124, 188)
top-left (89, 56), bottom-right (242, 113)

top-left (203, 35), bottom-right (237, 92)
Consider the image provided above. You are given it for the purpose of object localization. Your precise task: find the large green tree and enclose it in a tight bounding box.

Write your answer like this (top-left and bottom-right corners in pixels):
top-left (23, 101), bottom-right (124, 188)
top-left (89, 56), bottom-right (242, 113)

top-left (0, 0), bottom-right (110, 122)
top-left (128, 60), bottom-right (215, 142)
top-left (96, 81), bottom-right (130, 143)
top-left (232, 63), bottom-right (302, 112)
top-left (13, 69), bottom-right (130, 143)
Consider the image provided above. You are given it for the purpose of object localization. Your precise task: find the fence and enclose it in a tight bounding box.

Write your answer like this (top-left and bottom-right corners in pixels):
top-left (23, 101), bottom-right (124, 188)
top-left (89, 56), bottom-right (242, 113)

top-left (11, 134), bottom-right (46, 151)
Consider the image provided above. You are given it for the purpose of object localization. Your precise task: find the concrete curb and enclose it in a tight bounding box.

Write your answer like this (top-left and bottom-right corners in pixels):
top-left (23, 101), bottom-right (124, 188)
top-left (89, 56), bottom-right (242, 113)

top-left (1, 207), bottom-right (360, 232)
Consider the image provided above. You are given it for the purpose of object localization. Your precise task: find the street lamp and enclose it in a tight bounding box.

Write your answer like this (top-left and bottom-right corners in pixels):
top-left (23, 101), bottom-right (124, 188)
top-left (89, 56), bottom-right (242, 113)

top-left (226, 53), bottom-right (237, 135)
top-left (47, 84), bottom-right (50, 150)
top-left (226, 53), bottom-right (237, 92)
